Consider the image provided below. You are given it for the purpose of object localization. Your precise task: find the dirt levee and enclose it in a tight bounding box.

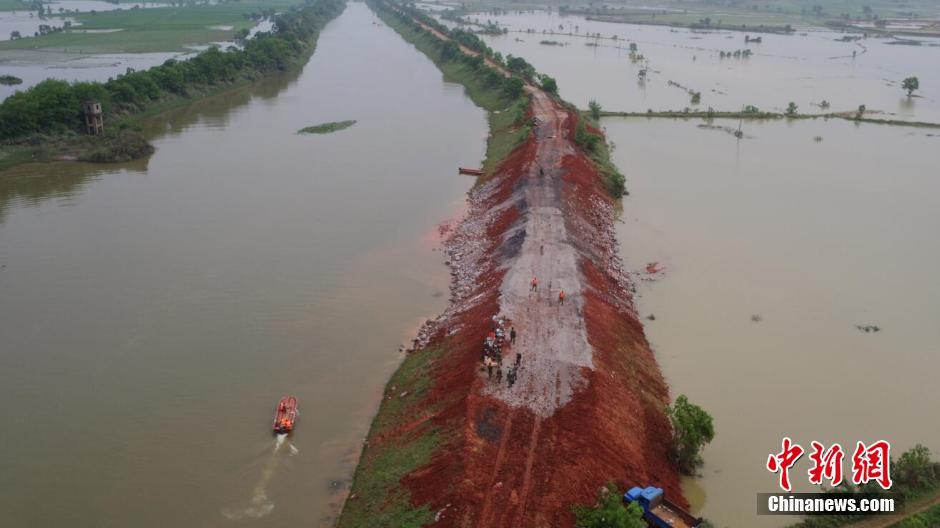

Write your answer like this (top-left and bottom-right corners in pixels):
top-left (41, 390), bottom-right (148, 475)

top-left (344, 6), bottom-right (685, 526)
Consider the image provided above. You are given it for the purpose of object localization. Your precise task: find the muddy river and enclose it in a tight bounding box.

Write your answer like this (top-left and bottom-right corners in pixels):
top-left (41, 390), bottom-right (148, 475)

top-left (0, 3), bottom-right (486, 526)
top-left (464, 9), bottom-right (940, 527)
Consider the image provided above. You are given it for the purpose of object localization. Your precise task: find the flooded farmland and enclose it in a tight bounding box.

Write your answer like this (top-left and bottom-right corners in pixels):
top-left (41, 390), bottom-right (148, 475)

top-left (463, 8), bottom-right (940, 527)
top-left (0, 3), bottom-right (487, 526)
top-left (470, 9), bottom-right (940, 122)
top-left (0, 49), bottom-right (182, 101)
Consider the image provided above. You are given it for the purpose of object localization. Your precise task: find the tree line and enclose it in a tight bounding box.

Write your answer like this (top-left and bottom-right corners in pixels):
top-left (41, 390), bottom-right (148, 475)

top-left (373, 2), bottom-right (561, 100)
top-left (0, 0), bottom-right (345, 141)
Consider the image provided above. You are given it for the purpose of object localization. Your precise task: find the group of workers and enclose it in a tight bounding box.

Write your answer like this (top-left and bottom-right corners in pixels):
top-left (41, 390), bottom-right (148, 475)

top-left (481, 316), bottom-right (520, 388)
top-left (479, 277), bottom-right (570, 387)
top-left (531, 276), bottom-right (565, 305)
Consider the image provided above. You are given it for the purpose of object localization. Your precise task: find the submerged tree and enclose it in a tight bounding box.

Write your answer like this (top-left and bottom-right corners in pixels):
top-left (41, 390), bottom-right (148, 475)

top-left (588, 99), bottom-right (602, 120)
top-left (667, 395), bottom-right (715, 474)
top-left (902, 76), bottom-right (919, 96)
top-left (786, 101), bottom-right (798, 116)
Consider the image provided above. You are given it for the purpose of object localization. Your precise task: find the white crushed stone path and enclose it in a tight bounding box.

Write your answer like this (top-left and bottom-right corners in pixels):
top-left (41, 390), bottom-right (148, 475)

top-left (486, 90), bottom-right (594, 417)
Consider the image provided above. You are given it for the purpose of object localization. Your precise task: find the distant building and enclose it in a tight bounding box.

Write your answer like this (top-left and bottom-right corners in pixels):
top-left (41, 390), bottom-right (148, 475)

top-left (83, 100), bottom-right (104, 135)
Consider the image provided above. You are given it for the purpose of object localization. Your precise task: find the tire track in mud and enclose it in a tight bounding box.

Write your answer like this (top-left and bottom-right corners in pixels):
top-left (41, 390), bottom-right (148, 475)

top-left (511, 418), bottom-right (542, 527)
top-left (476, 409), bottom-right (516, 528)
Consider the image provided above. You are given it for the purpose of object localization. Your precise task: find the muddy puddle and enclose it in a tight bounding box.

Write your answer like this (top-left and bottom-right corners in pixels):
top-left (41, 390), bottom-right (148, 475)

top-left (0, 4), bottom-right (487, 526)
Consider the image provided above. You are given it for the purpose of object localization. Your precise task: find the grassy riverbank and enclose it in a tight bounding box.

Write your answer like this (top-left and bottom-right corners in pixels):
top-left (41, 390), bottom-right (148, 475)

top-left (0, 0), bottom-right (346, 172)
top-left (337, 343), bottom-right (446, 527)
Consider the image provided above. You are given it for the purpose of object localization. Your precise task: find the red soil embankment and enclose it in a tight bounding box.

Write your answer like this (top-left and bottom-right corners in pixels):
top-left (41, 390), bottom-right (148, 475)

top-left (355, 6), bottom-right (685, 526)
top-left (392, 101), bottom-right (683, 526)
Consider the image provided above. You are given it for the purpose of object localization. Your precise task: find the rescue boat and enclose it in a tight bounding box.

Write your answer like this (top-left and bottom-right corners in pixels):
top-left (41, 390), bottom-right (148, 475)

top-left (273, 396), bottom-right (298, 434)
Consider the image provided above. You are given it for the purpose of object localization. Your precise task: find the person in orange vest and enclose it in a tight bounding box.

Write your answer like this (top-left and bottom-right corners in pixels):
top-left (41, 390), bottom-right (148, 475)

top-left (558, 290), bottom-right (566, 305)
top-left (531, 277), bottom-right (538, 291)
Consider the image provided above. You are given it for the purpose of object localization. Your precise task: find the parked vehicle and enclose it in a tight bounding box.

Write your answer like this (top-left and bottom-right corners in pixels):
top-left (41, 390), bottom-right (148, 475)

top-left (624, 486), bottom-right (702, 528)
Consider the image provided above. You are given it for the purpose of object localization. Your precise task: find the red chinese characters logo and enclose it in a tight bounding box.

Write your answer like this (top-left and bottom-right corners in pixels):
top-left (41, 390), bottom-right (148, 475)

top-left (852, 440), bottom-right (892, 490)
top-left (767, 437), bottom-right (805, 492)
top-left (808, 441), bottom-right (844, 487)
top-left (767, 439), bottom-right (893, 491)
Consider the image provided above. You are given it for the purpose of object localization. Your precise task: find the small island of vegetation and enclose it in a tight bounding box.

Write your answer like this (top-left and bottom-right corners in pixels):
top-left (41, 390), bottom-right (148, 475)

top-left (0, 74), bottom-right (23, 86)
top-left (298, 119), bottom-right (356, 134)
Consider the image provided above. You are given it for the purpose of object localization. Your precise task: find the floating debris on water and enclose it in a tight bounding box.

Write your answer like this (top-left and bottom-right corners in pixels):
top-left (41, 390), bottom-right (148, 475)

top-left (698, 124), bottom-right (752, 139)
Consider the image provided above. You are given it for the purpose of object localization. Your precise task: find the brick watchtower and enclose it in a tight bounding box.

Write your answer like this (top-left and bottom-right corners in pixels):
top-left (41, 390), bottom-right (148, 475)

top-left (83, 100), bottom-right (104, 135)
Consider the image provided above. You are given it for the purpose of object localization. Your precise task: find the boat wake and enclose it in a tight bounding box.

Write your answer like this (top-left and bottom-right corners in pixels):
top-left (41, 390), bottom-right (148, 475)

top-left (221, 434), bottom-right (288, 521)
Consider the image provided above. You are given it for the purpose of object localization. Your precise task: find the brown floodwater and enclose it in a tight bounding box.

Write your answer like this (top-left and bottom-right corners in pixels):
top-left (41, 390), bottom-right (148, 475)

top-left (472, 10), bottom-right (940, 122)
top-left (0, 3), bottom-right (487, 526)
top-left (609, 117), bottom-right (940, 527)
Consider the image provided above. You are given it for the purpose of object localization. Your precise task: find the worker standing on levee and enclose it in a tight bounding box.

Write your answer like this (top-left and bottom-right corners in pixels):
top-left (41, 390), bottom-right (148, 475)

top-left (531, 277), bottom-right (538, 292)
top-left (558, 290), bottom-right (566, 305)
top-left (510, 326), bottom-right (516, 345)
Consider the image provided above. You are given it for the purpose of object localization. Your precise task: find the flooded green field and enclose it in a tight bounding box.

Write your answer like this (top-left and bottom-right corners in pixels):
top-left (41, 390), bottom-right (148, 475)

top-left (0, 4), bottom-right (487, 526)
